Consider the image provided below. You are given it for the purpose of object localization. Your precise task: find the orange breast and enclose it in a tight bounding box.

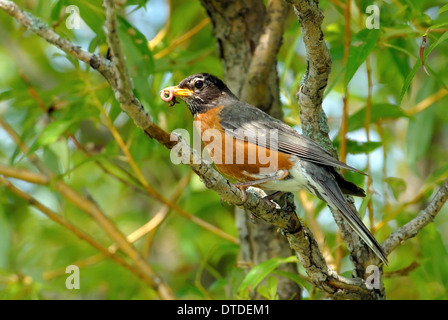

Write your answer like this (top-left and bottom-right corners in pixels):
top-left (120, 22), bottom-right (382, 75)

top-left (194, 107), bottom-right (293, 182)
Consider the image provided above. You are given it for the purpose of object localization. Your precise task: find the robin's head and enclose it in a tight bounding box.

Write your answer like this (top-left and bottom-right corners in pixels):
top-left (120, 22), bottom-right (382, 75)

top-left (160, 73), bottom-right (237, 116)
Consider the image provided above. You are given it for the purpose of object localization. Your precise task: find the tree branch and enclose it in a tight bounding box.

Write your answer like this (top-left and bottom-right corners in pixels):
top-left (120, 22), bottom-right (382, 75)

top-left (0, 176), bottom-right (152, 288)
top-left (102, 0), bottom-right (150, 130)
top-left (286, 0), bottom-right (332, 151)
top-left (241, 0), bottom-right (289, 107)
top-left (279, 194), bottom-right (381, 299)
top-left (382, 178), bottom-right (448, 255)
top-left (0, 0), bottom-right (303, 291)
top-left (0, 1), bottom-right (114, 83)
top-left (286, 0), bottom-right (382, 277)
top-left (0, 0), bottom-right (283, 242)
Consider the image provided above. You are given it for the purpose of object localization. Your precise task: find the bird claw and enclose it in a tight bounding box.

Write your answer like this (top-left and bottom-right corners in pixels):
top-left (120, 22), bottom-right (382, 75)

top-left (220, 184), bottom-right (248, 206)
top-left (233, 183), bottom-right (278, 209)
top-left (262, 195), bottom-right (277, 210)
top-left (235, 185), bottom-right (248, 204)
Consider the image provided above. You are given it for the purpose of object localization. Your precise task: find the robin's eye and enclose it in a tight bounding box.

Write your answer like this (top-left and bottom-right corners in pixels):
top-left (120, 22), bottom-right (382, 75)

top-left (194, 80), bottom-right (204, 90)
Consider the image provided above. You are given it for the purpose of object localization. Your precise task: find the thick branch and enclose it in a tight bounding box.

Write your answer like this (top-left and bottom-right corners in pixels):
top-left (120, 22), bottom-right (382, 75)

top-left (286, 226), bottom-right (378, 299)
top-left (287, 0), bottom-right (382, 276)
top-left (278, 194), bottom-right (381, 299)
top-left (241, 0), bottom-right (289, 107)
top-left (286, 0), bottom-right (332, 149)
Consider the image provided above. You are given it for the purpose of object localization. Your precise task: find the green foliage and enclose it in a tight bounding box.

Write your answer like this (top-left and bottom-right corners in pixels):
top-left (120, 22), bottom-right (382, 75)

top-left (344, 29), bottom-right (381, 87)
top-left (0, 0), bottom-right (447, 300)
top-left (346, 103), bottom-right (409, 133)
top-left (237, 256), bottom-right (306, 300)
top-left (385, 177), bottom-right (407, 200)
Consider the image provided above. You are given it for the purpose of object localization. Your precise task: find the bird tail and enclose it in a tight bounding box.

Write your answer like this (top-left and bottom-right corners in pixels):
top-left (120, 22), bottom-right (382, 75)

top-left (308, 166), bottom-right (388, 265)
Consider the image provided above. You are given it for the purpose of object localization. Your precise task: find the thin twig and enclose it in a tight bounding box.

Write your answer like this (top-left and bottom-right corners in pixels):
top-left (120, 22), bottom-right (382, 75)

top-left (0, 176), bottom-right (152, 286)
top-left (0, 1), bottom-right (114, 81)
top-left (0, 116), bottom-right (176, 300)
top-left (44, 172), bottom-right (192, 279)
top-left (382, 178), bottom-right (448, 256)
top-left (0, 164), bottom-right (48, 184)
top-left (153, 18), bottom-right (209, 59)
top-left (384, 261), bottom-right (420, 278)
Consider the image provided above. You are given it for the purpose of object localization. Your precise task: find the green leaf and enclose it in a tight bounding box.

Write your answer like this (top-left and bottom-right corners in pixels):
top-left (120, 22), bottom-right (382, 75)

top-left (347, 103), bottom-right (408, 132)
top-left (271, 269), bottom-right (311, 294)
top-left (267, 276), bottom-right (278, 298)
top-left (385, 177), bottom-right (407, 200)
top-left (346, 139), bottom-right (383, 154)
top-left (88, 33), bottom-right (106, 53)
top-left (438, 3), bottom-right (448, 15)
top-left (49, 0), bottom-right (66, 23)
top-left (76, 0), bottom-right (105, 34)
top-left (405, 105), bottom-right (435, 169)
top-left (358, 193), bottom-right (372, 219)
top-left (256, 277), bottom-right (278, 300)
top-left (333, 139), bottom-right (382, 155)
top-left (256, 285), bottom-right (270, 300)
top-left (425, 163), bottom-right (448, 186)
top-left (238, 259), bottom-right (279, 293)
top-left (109, 98), bottom-right (123, 123)
top-left (345, 29), bottom-right (381, 87)
top-left (0, 207), bottom-right (11, 268)
top-left (126, 0), bottom-right (149, 8)
top-left (117, 17), bottom-right (154, 104)
top-left (28, 120), bottom-right (74, 154)
top-left (0, 89), bottom-right (14, 101)
top-left (237, 256), bottom-right (296, 298)
top-left (419, 225), bottom-right (448, 298)
top-left (429, 22), bottom-right (448, 30)
top-left (387, 39), bottom-right (413, 81)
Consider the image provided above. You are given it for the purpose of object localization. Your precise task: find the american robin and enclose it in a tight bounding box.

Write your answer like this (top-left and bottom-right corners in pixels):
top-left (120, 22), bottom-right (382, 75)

top-left (160, 73), bottom-right (388, 265)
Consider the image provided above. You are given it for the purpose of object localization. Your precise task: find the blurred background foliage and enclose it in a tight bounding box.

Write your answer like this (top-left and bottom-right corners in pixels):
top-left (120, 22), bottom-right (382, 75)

top-left (0, 0), bottom-right (447, 299)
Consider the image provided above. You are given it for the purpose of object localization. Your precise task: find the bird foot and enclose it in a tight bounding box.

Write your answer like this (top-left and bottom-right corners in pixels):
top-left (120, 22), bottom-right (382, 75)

top-left (261, 195), bottom-right (278, 210)
top-left (260, 191), bottom-right (284, 210)
top-left (235, 184), bottom-right (248, 204)
top-left (221, 184), bottom-right (248, 206)
top-left (264, 191), bottom-right (284, 202)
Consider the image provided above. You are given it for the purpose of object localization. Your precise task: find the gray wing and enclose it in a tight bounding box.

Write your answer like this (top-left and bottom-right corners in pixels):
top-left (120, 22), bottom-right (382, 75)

top-left (219, 103), bottom-right (366, 175)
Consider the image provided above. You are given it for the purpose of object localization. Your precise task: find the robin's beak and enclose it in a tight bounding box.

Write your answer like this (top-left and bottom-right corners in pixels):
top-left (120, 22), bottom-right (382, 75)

top-left (160, 86), bottom-right (193, 99)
